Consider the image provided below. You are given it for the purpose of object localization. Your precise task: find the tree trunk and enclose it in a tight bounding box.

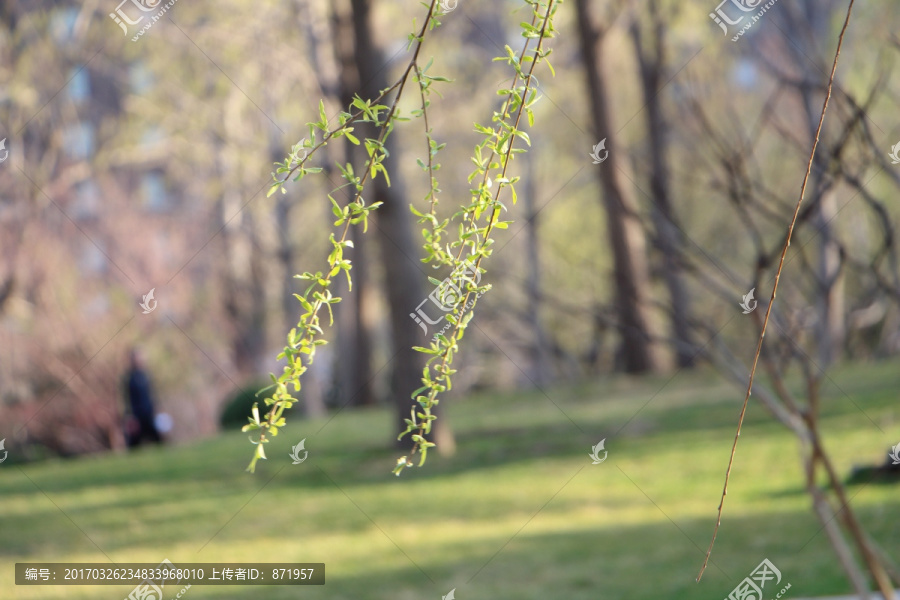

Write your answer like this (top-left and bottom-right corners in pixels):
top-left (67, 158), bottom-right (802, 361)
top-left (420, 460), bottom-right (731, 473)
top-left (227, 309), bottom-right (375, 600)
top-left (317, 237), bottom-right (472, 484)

top-left (574, 0), bottom-right (665, 374)
top-left (630, 1), bottom-right (695, 369)
top-left (275, 183), bottom-right (328, 419)
top-left (219, 96), bottom-right (267, 377)
top-left (348, 0), bottom-right (454, 452)
top-left (786, 1), bottom-right (846, 366)
top-left (813, 189), bottom-right (845, 365)
top-left (523, 142), bottom-right (552, 387)
top-left (330, 0), bottom-right (376, 408)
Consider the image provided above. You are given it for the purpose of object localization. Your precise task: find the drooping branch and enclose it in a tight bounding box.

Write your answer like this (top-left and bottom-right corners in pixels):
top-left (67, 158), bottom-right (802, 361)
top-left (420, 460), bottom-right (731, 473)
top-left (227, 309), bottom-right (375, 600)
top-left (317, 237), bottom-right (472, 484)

top-left (243, 0), bottom-right (446, 472)
top-left (395, 0), bottom-right (563, 473)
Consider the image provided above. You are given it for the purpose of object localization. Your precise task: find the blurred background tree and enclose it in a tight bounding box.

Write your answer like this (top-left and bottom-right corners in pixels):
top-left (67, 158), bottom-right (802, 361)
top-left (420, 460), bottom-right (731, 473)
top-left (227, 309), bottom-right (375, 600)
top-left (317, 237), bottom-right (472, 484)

top-left (0, 0), bottom-right (897, 468)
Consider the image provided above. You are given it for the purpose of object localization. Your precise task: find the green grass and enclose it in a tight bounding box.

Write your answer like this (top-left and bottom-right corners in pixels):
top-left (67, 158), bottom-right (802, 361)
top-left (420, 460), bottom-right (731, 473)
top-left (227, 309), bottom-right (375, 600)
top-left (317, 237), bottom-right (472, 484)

top-left (2, 361), bottom-right (899, 599)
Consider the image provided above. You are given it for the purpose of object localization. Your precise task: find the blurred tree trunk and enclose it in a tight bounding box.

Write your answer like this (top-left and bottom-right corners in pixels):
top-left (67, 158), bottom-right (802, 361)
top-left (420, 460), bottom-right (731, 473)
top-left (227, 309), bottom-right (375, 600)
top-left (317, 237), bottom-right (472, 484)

top-left (348, 0), bottom-right (454, 452)
top-left (273, 157), bottom-right (329, 418)
top-left (219, 93), bottom-right (268, 377)
top-left (323, 0), bottom-right (376, 409)
top-left (523, 144), bottom-right (552, 387)
top-left (630, 1), bottom-right (695, 369)
top-left (811, 183), bottom-right (845, 365)
top-left (805, 93), bottom-right (845, 369)
top-left (784, 1), bottom-right (845, 366)
top-left (574, 0), bottom-right (665, 374)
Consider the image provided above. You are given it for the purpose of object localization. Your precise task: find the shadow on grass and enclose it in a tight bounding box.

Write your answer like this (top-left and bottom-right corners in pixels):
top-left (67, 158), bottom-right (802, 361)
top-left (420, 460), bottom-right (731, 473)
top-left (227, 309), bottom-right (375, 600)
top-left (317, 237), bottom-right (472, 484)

top-left (75, 507), bottom-right (899, 600)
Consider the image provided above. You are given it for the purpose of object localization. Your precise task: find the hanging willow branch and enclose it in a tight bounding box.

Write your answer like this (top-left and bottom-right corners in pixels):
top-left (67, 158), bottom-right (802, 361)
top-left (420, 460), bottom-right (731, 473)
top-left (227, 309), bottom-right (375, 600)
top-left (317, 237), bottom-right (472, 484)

top-left (243, 0), bottom-right (448, 472)
top-left (244, 0), bottom-right (564, 474)
top-left (396, 0), bottom-right (562, 474)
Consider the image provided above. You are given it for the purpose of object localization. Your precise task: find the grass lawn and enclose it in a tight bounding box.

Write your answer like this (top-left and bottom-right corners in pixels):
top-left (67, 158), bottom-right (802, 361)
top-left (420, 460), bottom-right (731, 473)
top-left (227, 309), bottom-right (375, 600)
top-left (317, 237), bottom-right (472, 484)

top-left (2, 360), bottom-right (898, 599)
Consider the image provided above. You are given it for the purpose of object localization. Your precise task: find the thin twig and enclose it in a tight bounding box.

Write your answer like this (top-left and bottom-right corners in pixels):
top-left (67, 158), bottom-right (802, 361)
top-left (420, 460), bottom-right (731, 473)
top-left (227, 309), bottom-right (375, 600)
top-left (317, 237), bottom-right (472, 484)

top-left (697, 0), bottom-right (856, 581)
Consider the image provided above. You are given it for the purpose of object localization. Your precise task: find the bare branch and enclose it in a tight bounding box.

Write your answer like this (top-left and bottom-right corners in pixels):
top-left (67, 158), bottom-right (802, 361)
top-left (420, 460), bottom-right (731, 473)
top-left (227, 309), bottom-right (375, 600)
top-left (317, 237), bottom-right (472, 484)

top-left (697, 0), bottom-right (856, 581)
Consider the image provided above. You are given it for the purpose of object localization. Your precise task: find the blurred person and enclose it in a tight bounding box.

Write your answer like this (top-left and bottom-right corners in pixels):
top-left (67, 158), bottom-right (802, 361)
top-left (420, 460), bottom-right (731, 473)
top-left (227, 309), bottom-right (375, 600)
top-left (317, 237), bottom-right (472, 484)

top-left (123, 347), bottom-right (163, 447)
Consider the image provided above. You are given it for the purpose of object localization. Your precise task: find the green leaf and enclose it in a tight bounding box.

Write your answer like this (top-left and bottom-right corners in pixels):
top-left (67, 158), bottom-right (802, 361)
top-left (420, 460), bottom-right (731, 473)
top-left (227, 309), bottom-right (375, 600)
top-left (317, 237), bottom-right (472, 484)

top-left (392, 456), bottom-right (410, 476)
top-left (318, 99), bottom-right (328, 128)
top-left (329, 195), bottom-right (342, 217)
top-left (545, 58), bottom-right (556, 77)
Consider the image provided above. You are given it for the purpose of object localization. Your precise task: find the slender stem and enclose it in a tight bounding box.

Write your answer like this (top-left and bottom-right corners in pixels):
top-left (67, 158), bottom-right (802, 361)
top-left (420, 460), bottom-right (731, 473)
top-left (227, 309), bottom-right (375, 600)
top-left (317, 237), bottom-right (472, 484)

top-left (414, 62), bottom-right (438, 217)
top-left (696, 0), bottom-right (855, 581)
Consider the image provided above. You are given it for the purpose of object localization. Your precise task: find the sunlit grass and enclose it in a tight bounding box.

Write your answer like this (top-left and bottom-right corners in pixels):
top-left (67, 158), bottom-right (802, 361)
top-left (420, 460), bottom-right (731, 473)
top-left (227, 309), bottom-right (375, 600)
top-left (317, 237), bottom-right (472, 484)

top-left (2, 361), bottom-right (898, 599)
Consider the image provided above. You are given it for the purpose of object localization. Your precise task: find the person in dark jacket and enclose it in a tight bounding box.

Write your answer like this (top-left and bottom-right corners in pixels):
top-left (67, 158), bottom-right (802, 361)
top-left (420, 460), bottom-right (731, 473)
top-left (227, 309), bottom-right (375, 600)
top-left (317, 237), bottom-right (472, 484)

top-left (124, 348), bottom-right (162, 446)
